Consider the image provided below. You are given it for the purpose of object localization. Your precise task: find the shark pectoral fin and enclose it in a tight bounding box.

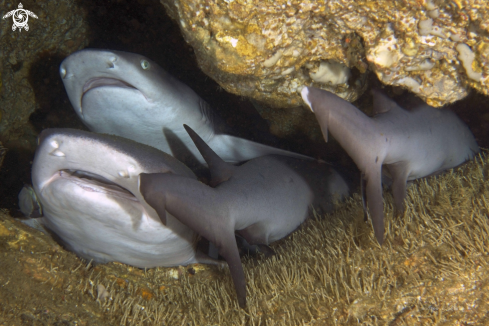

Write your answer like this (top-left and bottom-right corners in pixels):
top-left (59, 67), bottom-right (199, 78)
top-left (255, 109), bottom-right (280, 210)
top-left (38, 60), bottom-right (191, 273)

top-left (384, 162), bottom-right (410, 215)
top-left (183, 124), bottom-right (235, 187)
top-left (365, 167), bottom-right (385, 245)
top-left (256, 244), bottom-right (276, 257)
top-left (361, 174), bottom-right (368, 222)
top-left (218, 232), bottom-right (247, 308)
top-left (207, 241), bottom-right (219, 259)
top-left (209, 134), bottom-right (314, 163)
top-left (237, 223), bottom-right (269, 245)
top-left (371, 89), bottom-right (398, 115)
top-left (193, 250), bottom-right (226, 267)
top-left (139, 173), bottom-right (168, 225)
top-left (235, 234), bottom-right (276, 257)
top-left (237, 225), bottom-right (276, 256)
top-left (20, 217), bottom-right (48, 234)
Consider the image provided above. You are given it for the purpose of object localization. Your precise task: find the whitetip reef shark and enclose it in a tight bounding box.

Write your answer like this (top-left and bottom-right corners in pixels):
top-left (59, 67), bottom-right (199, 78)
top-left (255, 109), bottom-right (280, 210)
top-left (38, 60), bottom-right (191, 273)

top-left (24, 128), bottom-right (218, 268)
top-left (301, 86), bottom-right (479, 244)
top-left (60, 49), bottom-right (310, 166)
top-left (139, 124), bottom-right (349, 308)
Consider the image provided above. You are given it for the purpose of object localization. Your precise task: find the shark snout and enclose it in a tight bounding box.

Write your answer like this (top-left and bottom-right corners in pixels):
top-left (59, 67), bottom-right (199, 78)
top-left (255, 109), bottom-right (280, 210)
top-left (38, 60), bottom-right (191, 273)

top-left (59, 64), bottom-right (75, 80)
top-left (60, 52), bottom-right (119, 79)
top-left (60, 50), bottom-right (127, 116)
top-left (59, 66), bottom-right (67, 79)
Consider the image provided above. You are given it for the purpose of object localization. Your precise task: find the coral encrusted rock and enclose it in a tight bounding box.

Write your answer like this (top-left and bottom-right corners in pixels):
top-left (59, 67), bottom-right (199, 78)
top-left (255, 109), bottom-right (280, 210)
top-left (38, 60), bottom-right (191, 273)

top-left (160, 0), bottom-right (489, 108)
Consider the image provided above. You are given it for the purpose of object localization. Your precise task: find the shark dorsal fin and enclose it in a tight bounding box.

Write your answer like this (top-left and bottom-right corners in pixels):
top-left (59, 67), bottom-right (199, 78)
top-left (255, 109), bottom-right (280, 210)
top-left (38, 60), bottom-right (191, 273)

top-left (183, 124), bottom-right (235, 186)
top-left (371, 89), bottom-right (400, 115)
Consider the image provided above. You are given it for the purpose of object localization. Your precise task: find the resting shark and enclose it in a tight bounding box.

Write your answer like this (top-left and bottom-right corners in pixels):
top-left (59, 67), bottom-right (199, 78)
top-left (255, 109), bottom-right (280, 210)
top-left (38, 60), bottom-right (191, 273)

top-left (60, 49), bottom-right (310, 166)
top-left (26, 128), bottom-right (216, 267)
top-left (139, 124), bottom-right (349, 308)
top-left (301, 86), bottom-right (479, 244)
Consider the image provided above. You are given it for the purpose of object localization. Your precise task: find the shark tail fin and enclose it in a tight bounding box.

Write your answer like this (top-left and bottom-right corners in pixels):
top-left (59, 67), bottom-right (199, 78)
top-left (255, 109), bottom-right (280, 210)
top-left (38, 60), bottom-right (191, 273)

top-left (183, 124), bottom-right (235, 186)
top-left (301, 87), bottom-right (329, 142)
top-left (139, 172), bottom-right (246, 308)
top-left (139, 173), bottom-right (168, 225)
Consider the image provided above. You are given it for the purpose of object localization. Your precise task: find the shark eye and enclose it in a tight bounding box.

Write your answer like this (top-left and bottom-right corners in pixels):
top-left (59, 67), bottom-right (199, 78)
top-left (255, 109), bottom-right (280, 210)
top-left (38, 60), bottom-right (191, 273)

top-left (140, 60), bottom-right (150, 70)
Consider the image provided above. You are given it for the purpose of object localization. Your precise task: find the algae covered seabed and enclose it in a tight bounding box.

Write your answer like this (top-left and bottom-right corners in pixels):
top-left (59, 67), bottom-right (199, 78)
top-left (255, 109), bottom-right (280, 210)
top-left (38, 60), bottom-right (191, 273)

top-left (1, 153), bottom-right (489, 325)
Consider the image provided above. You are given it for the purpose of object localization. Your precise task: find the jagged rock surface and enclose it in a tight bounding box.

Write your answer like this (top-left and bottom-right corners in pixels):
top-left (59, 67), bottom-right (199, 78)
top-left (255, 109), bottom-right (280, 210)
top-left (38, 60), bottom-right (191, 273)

top-left (161, 0), bottom-right (489, 108)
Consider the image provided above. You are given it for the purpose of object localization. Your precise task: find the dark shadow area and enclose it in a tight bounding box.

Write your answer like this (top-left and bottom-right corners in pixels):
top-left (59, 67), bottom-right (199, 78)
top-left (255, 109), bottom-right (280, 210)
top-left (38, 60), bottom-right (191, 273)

top-left (450, 91), bottom-right (489, 149)
top-left (0, 148), bottom-right (34, 216)
top-left (0, 54), bottom-right (88, 211)
top-left (28, 53), bottom-right (87, 132)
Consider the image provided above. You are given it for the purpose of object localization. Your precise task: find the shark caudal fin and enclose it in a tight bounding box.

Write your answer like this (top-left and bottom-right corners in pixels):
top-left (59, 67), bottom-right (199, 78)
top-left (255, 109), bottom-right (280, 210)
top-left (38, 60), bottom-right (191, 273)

top-left (302, 87), bottom-right (388, 244)
top-left (301, 87), bottom-right (328, 142)
top-left (139, 172), bottom-right (247, 308)
top-left (138, 173), bottom-right (168, 225)
top-left (302, 86), bottom-right (374, 147)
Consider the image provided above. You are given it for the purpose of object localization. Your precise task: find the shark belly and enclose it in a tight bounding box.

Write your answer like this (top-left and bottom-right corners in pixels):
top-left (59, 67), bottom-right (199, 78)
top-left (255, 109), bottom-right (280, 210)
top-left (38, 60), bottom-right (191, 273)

top-left (383, 114), bottom-right (479, 181)
top-left (229, 157), bottom-right (314, 244)
top-left (81, 86), bottom-right (207, 162)
top-left (38, 171), bottom-right (197, 268)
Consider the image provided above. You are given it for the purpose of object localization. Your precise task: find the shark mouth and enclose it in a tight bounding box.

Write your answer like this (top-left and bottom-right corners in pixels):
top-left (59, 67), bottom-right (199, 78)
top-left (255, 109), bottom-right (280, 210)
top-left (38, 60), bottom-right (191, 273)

top-left (80, 77), bottom-right (150, 108)
top-left (82, 77), bottom-right (137, 95)
top-left (59, 169), bottom-right (138, 202)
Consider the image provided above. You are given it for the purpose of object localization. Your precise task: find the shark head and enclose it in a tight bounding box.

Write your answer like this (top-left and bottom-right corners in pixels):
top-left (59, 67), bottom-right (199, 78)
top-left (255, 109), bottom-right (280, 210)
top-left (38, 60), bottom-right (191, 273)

top-left (31, 128), bottom-right (199, 267)
top-left (59, 49), bottom-right (313, 166)
top-left (59, 49), bottom-right (209, 156)
top-left (59, 49), bottom-right (189, 117)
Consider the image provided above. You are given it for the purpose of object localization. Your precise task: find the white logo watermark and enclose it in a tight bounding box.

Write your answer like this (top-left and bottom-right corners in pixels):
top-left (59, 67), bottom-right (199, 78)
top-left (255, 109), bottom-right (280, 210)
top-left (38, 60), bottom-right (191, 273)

top-left (3, 3), bottom-right (38, 32)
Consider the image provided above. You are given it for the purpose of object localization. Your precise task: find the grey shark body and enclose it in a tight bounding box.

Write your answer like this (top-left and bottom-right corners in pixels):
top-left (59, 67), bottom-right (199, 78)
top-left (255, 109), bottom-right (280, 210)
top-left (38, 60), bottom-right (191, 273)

top-left (139, 124), bottom-right (349, 308)
top-left (29, 128), bottom-right (213, 268)
top-left (301, 86), bottom-right (479, 244)
top-left (60, 49), bottom-right (310, 166)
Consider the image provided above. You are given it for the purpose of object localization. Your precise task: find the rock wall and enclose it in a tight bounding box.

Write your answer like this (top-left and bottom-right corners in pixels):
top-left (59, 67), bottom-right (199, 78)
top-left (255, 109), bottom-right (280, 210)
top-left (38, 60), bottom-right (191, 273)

top-left (0, 0), bottom-right (89, 148)
top-left (161, 0), bottom-right (489, 108)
